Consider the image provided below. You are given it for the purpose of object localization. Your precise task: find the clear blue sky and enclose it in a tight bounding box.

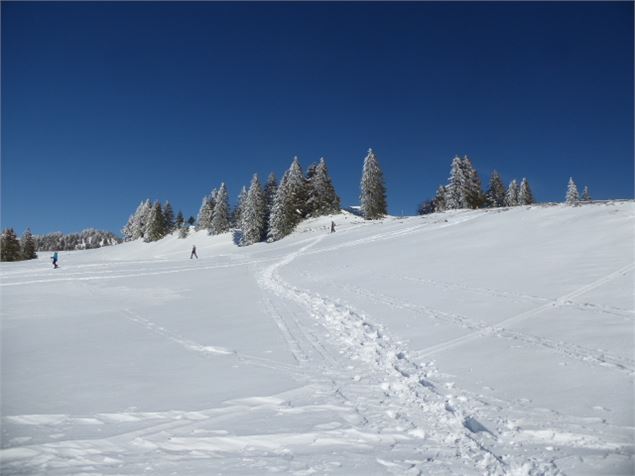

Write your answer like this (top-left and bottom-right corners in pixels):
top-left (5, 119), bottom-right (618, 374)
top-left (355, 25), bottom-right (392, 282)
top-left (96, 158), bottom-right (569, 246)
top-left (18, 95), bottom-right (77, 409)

top-left (2, 2), bottom-right (633, 235)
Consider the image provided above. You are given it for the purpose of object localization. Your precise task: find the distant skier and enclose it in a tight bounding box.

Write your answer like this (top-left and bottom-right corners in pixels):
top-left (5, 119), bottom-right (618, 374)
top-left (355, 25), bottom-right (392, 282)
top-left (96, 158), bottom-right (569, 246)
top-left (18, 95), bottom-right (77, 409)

top-left (330, 221), bottom-right (336, 233)
top-left (190, 245), bottom-right (198, 259)
top-left (51, 251), bottom-right (59, 268)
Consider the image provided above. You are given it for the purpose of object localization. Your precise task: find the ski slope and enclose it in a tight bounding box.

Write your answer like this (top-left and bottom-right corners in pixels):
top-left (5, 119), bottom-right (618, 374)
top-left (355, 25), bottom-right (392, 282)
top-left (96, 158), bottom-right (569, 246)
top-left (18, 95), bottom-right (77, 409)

top-left (1, 202), bottom-right (633, 475)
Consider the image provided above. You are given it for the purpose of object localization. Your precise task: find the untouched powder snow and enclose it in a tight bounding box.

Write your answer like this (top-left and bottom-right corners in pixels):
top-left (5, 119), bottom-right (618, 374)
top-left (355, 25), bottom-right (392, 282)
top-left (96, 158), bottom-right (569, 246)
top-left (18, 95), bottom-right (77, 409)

top-left (1, 201), bottom-right (633, 475)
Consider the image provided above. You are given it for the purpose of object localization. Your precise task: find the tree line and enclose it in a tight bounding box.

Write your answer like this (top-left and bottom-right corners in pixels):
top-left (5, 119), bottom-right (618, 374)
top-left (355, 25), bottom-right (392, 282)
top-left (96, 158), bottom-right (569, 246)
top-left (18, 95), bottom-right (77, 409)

top-left (418, 155), bottom-right (592, 215)
top-left (0, 228), bottom-right (122, 262)
top-left (122, 149), bottom-right (387, 246)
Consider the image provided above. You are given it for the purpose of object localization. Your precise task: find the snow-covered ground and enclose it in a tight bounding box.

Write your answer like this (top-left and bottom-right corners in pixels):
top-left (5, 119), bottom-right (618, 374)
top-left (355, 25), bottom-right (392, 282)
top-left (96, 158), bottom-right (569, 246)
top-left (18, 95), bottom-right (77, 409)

top-left (1, 201), bottom-right (633, 475)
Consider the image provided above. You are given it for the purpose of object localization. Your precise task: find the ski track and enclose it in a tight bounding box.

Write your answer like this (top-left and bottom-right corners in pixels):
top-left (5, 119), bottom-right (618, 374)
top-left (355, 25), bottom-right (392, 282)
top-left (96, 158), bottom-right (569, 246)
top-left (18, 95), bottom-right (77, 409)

top-left (324, 282), bottom-right (634, 375)
top-left (0, 257), bottom-right (278, 287)
top-left (257, 235), bottom-right (561, 475)
top-left (410, 262), bottom-right (635, 360)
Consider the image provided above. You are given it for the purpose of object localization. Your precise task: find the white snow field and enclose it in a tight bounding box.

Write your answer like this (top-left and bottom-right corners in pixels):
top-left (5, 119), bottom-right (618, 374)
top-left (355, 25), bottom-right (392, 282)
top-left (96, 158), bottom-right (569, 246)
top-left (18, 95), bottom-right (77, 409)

top-left (1, 201), bottom-right (633, 475)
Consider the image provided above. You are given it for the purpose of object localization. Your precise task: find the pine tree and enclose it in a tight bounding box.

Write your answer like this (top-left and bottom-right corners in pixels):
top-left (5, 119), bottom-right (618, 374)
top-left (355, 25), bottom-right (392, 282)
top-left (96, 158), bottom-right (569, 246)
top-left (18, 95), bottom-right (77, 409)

top-left (566, 177), bottom-right (579, 205)
top-left (175, 211), bottom-right (185, 229)
top-left (360, 148), bottom-right (387, 219)
top-left (286, 156), bottom-right (308, 222)
top-left (21, 228), bottom-right (37, 260)
top-left (145, 201), bottom-right (166, 242)
top-left (126, 199), bottom-right (152, 240)
top-left (434, 185), bottom-right (447, 212)
top-left (187, 216), bottom-right (196, 226)
top-left (582, 185), bottom-right (591, 201)
top-left (463, 157), bottom-right (484, 208)
top-left (163, 201), bottom-right (175, 233)
top-left (268, 171), bottom-right (291, 241)
top-left (485, 170), bottom-right (506, 208)
top-left (1, 228), bottom-right (22, 262)
top-left (445, 156), bottom-right (466, 209)
top-left (264, 172), bottom-right (278, 235)
top-left (241, 174), bottom-right (267, 245)
top-left (505, 180), bottom-right (519, 206)
top-left (211, 182), bottom-right (231, 234)
top-left (196, 192), bottom-right (215, 232)
top-left (307, 158), bottom-right (340, 217)
top-left (518, 178), bottom-right (534, 205)
top-left (232, 186), bottom-right (248, 228)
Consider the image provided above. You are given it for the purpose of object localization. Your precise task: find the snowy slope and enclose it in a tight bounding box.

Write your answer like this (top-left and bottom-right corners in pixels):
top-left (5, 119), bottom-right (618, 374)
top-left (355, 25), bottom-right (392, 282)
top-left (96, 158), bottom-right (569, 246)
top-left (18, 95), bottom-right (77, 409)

top-left (1, 201), bottom-right (633, 475)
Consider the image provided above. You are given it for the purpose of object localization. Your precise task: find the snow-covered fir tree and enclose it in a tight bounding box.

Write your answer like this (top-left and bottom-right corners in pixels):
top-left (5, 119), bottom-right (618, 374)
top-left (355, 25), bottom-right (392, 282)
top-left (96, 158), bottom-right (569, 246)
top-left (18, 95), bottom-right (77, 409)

top-left (211, 182), bottom-right (231, 234)
top-left (264, 172), bottom-right (278, 234)
top-left (582, 185), bottom-right (591, 201)
top-left (286, 156), bottom-right (308, 221)
top-left (196, 193), bottom-right (215, 232)
top-left (1, 228), bottom-right (22, 262)
top-left (21, 228), bottom-right (37, 260)
top-left (175, 211), bottom-right (185, 229)
top-left (485, 170), bottom-right (506, 208)
top-left (518, 178), bottom-right (534, 205)
top-left (505, 180), bottom-right (519, 206)
top-left (124, 199), bottom-right (152, 241)
top-left (267, 171), bottom-right (291, 242)
top-left (145, 201), bottom-right (166, 242)
top-left (360, 148), bottom-right (387, 219)
top-left (444, 156), bottom-right (467, 209)
top-left (232, 186), bottom-right (248, 228)
top-left (241, 174), bottom-right (267, 245)
top-left (566, 177), bottom-right (579, 205)
top-left (464, 157), bottom-right (484, 208)
top-left (163, 201), bottom-right (175, 233)
top-left (307, 158), bottom-right (340, 217)
top-left (434, 185), bottom-right (447, 212)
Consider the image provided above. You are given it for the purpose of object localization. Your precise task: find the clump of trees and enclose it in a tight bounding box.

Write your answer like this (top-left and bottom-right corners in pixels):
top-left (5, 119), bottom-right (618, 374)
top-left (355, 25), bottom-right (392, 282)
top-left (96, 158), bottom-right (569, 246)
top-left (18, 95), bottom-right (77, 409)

top-left (1, 227), bottom-right (119, 261)
top-left (122, 200), bottom-right (186, 242)
top-left (34, 229), bottom-right (120, 251)
top-left (120, 153), bottom-right (349, 246)
top-left (418, 156), bottom-right (535, 214)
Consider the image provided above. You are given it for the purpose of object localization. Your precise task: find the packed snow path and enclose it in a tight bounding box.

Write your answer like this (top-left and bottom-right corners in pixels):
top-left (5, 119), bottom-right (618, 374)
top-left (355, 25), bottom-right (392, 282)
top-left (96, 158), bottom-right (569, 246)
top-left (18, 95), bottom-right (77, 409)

top-left (1, 202), bottom-right (633, 475)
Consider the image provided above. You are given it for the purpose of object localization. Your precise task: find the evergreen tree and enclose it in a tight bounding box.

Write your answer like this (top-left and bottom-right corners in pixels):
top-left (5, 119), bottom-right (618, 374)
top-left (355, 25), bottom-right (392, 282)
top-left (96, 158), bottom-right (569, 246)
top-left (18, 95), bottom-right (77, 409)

top-left (518, 178), bottom-right (534, 205)
top-left (163, 201), bottom-right (175, 233)
top-left (566, 177), bottom-right (579, 205)
top-left (444, 156), bottom-right (467, 209)
top-left (196, 191), bottom-right (216, 232)
top-left (187, 216), bottom-right (196, 226)
top-left (268, 171), bottom-right (291, 241)
top-left (1, 228), bottom-right (22, 262)
top-left (145, 201), bottom-right (166, 242)
top-left (264, 172), bottom-right (278, 234)
top-left (21, 228), bottom-right (37, 260)
top-left (175, 211), bottom-right (185, 229)
top-left (360, 148), bottom-right (387, 219)
top-left (417, 199), bottom-right (436, 215)
top-left (232, 186), bottom-right (248, 228)
top-left (434, 185), bottom-right (447, 212)
top-left (307, 158), bottom-right (340, 216)
top-left (127, 199), bottom-right (152, 240)
top-left (211, 182), bottom-right (231, 234)
top-left (241, 174), bottom-right (267, 245)
top-left (582, 185), bottom-right (591, 201)
top-left (485, 170), bottom-right (506, 208)
top-left (505, 180), bottom-right (519, 206)
top-left (463, 157), bottom-right (484, 208)
top-left (286, 156), bottom-right (308, 222)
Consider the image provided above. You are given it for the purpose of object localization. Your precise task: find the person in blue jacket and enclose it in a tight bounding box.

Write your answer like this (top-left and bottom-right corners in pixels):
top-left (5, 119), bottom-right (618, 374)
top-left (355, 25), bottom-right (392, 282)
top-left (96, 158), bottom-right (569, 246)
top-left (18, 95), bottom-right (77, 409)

top-left (51, 251), bottom-right (59, 268)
